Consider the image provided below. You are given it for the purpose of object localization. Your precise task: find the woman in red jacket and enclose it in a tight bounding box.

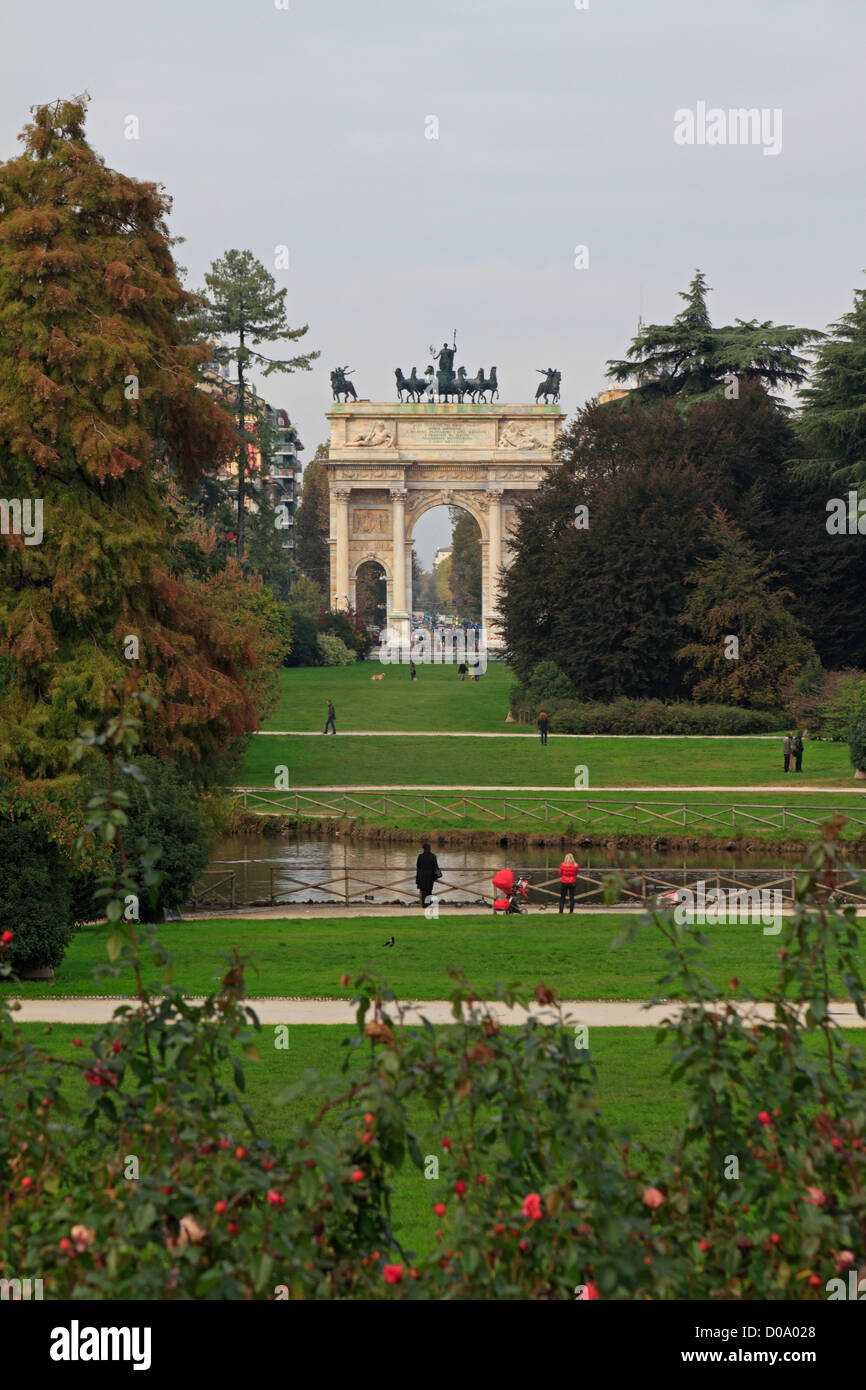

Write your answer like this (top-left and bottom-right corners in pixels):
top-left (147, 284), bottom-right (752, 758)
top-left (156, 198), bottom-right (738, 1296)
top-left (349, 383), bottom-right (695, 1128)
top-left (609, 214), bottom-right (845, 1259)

top-left (558, 853), bottom-right (578, 913)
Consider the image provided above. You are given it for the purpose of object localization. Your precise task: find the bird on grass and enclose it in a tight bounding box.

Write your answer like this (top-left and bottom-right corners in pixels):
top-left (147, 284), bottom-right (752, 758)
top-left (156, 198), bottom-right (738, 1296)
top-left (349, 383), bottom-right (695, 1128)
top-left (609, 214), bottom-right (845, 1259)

top-left (384, 936), bottom-right (395, 948)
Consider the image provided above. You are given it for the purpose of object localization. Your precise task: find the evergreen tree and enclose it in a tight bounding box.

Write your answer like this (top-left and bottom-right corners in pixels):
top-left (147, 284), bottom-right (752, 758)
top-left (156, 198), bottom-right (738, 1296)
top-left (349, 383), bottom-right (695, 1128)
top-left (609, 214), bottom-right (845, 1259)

top-left (677, 508), bottom-right (815, 708)
top-left (196, 249), bottom-right (317, 556)
top-left (244, 494), bottom-right (295, 603)
top-left (0, 96), bottom-right (283, 783)
top-left (606, 270), bottom-right (819, 405)
top-left (500, 387), bottom-right (852, 696)
top-left (797, 279), bottom-right (866, 485)
top-left (294, 444), bottom-right (331, 591)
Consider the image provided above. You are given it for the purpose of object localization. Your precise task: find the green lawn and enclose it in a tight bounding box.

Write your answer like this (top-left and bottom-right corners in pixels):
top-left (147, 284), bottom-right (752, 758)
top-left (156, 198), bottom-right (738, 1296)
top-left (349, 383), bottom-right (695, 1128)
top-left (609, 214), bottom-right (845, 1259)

top-left (241, 732), bottom-right (855, 790)
top-left (264, 663), bottom-right (517, 733)
top-left (9, 912), bottom-right (863, 1000)
top-left (15, 1022), bottom-right (688, 1254)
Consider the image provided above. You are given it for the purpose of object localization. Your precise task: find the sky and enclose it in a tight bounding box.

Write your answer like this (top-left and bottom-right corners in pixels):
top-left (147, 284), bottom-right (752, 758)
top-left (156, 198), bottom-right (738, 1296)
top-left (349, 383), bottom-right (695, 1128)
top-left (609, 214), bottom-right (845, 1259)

top-left (2, 0), bottom-right (864, 565)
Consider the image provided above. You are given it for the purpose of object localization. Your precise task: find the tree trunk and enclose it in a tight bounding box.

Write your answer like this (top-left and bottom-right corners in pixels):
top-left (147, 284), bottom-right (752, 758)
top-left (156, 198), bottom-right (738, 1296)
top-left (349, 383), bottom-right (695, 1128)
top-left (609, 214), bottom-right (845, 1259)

top-left (236, 334), bottom-right (246, 559)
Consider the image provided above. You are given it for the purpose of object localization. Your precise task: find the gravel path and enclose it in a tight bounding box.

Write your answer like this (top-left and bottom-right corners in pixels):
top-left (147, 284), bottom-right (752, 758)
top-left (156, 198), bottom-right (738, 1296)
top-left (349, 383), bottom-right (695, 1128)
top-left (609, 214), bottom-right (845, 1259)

top-left (10, 997), bottom-right (866, 1028)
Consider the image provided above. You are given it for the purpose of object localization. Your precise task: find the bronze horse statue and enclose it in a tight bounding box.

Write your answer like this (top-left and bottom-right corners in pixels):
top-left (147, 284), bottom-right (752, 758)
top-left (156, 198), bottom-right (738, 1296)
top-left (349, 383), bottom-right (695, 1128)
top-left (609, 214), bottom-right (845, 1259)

top-left (395, 367), bottom-right (429, 403)
top-left (455, 367), bottom-right (483, 402)
top-left (477, 366), bottom-right (498, 402)
top-left (535, 368), bottom-right (561, 404)
top-left (331, 366), bottom-right (358, 402)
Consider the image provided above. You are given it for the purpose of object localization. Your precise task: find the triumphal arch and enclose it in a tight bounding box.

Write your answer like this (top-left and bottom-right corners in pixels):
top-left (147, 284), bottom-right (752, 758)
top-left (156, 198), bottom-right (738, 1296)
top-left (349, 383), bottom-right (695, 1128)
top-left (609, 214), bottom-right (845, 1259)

top-left (326, 400), bottom-right (564, 646)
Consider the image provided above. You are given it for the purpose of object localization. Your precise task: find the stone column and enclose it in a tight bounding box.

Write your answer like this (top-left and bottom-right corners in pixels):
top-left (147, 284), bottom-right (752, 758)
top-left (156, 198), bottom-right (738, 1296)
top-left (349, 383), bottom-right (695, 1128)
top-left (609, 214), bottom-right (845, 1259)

top-left (333, 487), bottom-right (351, 611)
top-left (484, 488), bottom-right (504, 643)
top-left (389, 488), bottom-right (410, 648)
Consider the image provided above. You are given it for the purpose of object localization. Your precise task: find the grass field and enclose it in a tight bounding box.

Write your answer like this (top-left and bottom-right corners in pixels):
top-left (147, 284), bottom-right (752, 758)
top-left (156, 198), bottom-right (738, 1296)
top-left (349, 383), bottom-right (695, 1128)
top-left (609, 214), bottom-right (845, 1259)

top-left (264, 663), bottom-right (517, 733)
top-left (241, 731), bottom-right (855, 789)
top-left (9, 912), bottom-right (862, 1000)
top-left (7, 1022), bottom-right (697, 1253)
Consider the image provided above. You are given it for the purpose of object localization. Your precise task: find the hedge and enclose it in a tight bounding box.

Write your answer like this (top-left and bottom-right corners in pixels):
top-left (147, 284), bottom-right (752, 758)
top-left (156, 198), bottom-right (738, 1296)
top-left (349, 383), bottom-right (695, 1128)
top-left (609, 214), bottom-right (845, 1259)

top-left (509, 695), bottom-right (783, 735)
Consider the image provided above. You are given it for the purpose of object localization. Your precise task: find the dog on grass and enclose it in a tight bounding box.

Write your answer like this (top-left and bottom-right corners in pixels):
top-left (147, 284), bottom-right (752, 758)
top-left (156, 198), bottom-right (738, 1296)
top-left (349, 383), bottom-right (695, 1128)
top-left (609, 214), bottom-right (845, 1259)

top-left (371, 673), bottom-right (385, 681)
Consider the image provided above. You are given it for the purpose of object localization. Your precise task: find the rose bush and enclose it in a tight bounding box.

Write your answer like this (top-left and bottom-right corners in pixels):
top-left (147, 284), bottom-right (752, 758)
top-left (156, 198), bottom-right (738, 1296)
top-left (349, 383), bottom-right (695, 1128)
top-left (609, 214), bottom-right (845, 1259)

top-left (1, 690), bottom-right (864, 1299)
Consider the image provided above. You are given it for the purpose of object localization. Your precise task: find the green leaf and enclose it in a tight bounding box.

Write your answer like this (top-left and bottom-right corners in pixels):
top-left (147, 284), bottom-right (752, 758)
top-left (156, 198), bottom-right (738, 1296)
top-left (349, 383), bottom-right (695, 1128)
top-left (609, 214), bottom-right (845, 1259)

top-left (106, 929), bottom-right (125, 963)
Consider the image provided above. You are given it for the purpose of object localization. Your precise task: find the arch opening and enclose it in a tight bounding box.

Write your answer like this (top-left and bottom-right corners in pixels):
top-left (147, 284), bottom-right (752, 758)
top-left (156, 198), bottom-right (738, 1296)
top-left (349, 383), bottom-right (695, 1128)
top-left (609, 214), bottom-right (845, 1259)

top-left (409, 503), bottom-right (483, 627)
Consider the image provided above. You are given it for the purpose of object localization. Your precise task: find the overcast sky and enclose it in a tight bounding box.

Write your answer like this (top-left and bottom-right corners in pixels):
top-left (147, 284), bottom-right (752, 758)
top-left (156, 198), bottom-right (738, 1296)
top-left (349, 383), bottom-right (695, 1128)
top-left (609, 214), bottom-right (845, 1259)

top-left (2, 0), bottom-right (863, 565)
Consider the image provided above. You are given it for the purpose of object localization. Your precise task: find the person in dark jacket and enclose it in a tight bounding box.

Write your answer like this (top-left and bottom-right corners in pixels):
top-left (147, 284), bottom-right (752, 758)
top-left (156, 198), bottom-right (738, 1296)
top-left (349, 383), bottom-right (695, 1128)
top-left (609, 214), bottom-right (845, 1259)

top-left (324, 699), bottom-right (336, 735)
top-left (538, 710), bottom-right (549, 745)
top-left (416, 842), bottom-right (440, 907)
top-left (793, 731), bottom-right (804, 773)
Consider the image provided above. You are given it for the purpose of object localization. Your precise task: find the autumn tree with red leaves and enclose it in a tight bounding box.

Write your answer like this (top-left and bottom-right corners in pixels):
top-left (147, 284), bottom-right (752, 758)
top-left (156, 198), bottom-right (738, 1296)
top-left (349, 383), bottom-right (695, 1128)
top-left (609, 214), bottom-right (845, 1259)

top-left (0, 96), bottom-right (285, 785)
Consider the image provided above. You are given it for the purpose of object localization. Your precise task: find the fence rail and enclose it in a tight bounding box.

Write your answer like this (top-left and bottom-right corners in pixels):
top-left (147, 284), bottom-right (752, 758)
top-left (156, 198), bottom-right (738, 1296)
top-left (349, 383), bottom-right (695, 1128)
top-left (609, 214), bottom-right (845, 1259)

top-left (188, 871), bottom-right (236, 907)
top-left (228, 788), bottom-right (866, 831)
top-left (241, 864), bottom-right (865, 908)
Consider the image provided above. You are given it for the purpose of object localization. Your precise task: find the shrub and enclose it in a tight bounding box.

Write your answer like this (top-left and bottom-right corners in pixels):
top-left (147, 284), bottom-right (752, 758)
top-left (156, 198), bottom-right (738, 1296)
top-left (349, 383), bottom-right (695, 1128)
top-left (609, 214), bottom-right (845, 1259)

top-left (821, 672), bottom-right (866, 741)
top-left (319, 609), bottom-right (371, 659)
top-left (79, 757), bottom-right (209, 919)
top-left (509, 695), bottom-right (782, 735)
top-left (0, 819), bottom-right (73, 972)
top-left (284, 613), bottom-right (320, 667)
top-left (317, 631), bottom-right (356, 666)
top-left (847, 683), bottom-right (866, 772)
top-left (512, 661), bottom-right (575, 713)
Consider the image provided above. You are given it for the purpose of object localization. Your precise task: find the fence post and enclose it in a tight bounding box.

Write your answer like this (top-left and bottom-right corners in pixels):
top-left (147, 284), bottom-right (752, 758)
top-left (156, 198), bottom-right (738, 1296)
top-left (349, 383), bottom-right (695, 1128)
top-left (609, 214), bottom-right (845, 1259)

top-left (345, 868), bottom-right (349, 905)
top-left (269, 866), bottom-right (275, 907)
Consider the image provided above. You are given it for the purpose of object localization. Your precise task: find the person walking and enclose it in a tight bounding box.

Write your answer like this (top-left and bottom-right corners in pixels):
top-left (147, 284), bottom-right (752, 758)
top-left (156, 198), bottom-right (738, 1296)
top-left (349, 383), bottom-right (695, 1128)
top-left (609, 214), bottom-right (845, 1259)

top-left (410, 659), bottom-right (417, 682)
top-left (793, 730), bottom-right (804, 773)
top-left (538, 709), bottom-right (549, 746)
top-left (458, 661), bottom-right (467, 681)
top-left (558, 853), bottom-right (579, 913)
top-left (416, 841), bottom-right (440, 907)
top-left (324, 699), bottom-right (336, 735)
top-left (783, 731), bottom-right (792, 773)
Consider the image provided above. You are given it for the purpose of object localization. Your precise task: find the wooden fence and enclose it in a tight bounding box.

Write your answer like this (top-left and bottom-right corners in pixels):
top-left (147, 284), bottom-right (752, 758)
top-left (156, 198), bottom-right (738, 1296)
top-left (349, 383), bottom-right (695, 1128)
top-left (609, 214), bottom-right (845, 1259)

top-left (228, 788), bottom-right (866, 832)
top-left (189, 863), bottom-right (866, 909)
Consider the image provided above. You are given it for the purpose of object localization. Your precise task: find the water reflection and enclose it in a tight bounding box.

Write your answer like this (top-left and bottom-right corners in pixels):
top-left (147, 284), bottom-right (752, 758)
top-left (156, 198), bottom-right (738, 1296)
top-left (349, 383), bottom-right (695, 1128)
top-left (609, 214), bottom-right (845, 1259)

top-left (199, 835), bottom-right (863, 908)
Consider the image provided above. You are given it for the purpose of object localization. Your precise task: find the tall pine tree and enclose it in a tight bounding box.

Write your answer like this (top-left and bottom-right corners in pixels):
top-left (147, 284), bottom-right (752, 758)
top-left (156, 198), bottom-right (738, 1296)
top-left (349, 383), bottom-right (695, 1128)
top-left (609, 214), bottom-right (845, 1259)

top-left (0, 96), bottom-right (284, 783)
top-left (197, 249), bottom-right (317, 556)
top-left (606, 271), bottom-right (819, 405)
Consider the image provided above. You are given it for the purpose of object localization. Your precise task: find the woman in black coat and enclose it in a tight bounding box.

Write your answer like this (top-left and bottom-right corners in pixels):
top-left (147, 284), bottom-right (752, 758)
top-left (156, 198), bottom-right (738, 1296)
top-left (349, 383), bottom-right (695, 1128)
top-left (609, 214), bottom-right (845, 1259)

top-left (416, 842), bottom-right (440, 907)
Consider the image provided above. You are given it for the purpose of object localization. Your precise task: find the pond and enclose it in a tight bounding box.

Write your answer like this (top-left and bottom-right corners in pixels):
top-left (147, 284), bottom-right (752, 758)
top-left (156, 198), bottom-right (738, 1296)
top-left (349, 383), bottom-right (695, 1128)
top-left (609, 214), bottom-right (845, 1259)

top-left (196, 835), bottom-right (866, 909)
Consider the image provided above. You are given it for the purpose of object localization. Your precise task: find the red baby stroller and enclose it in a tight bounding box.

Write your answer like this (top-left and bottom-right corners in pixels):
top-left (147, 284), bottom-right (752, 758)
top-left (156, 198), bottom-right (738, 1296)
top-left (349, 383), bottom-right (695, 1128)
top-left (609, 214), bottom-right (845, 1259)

top-left (492, 868), bottom-right (530, 914)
